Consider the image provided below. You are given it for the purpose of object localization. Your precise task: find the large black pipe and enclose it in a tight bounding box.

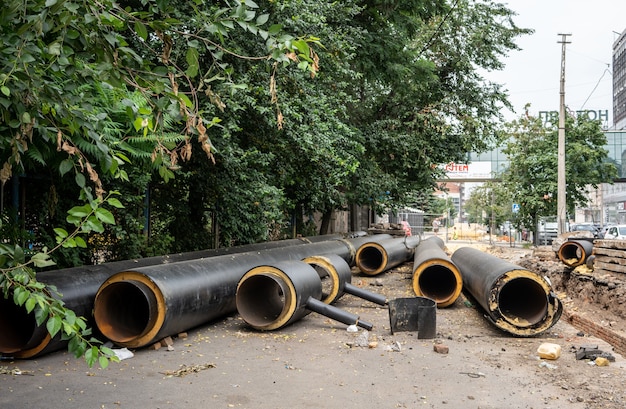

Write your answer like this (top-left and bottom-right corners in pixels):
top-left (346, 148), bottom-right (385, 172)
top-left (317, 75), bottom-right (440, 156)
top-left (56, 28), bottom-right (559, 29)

top-left (93, 237), bottom-right (375, 348)
top-left (0, 236), bottom-right (343, 358)
top-left (412, 236), bottom-right (462, 308)
top-left (558, 239), bottom-right (594, 268)
top-left (451, 246), bottom-right (562, 336)
top-left (236, 260), bottom-right (373, 331)
top-left (303, 254), bottom-right (387, 305)
top-left (355, 236), bottom-right (421, 276)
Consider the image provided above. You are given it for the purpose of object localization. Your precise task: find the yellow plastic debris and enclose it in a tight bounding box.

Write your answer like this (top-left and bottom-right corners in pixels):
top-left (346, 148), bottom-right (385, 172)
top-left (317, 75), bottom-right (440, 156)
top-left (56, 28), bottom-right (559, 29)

top-left (537, 343), bottom-right (561, 360)
top-left (595, 357), bottom-right (610, 367)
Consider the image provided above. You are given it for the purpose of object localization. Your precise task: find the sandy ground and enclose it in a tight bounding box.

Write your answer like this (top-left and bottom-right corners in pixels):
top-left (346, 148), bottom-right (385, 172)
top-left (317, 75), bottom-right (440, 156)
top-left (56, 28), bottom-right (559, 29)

top-left (2, 243), bottom-right (626, 409)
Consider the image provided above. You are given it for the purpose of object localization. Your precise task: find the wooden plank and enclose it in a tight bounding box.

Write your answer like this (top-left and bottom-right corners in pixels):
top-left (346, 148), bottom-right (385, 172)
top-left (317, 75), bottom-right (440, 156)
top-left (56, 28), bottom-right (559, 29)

top-left (594, 255), bottom-right (626, 266)
top-left (593, 247), bottom-right (626, 258)
top-left (595, 261), bottom-right (626, 274)
top-left (594, 239), bottom-right (626, 251)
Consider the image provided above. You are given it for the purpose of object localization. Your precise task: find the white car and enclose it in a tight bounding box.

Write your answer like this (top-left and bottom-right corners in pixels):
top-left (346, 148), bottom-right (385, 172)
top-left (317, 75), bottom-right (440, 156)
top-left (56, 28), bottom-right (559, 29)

top-left (604, 225), bottom-right (626, 240)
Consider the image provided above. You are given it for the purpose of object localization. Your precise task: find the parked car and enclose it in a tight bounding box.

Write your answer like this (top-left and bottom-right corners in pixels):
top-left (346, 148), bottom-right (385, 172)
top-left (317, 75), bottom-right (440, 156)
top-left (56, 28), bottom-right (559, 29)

top-left (599, 224), bottom-right (615, 239)
top-left (569, 223), bottom-right (600, 238)
top-left (604, 225), bottom-right (626, 240)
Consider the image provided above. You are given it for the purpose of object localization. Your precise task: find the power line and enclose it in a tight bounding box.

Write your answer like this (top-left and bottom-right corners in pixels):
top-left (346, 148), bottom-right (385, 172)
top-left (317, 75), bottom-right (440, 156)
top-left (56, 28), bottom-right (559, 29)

top-left (580, 67), bottom-right (611, 110)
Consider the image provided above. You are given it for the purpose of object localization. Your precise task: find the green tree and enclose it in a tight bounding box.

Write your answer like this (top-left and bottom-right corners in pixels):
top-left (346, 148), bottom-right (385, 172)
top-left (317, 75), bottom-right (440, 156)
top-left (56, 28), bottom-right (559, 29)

top-left (502, 110), bottom-right (617, 241)
top-left (465, 181), bottom-right (511, 234)
top-left (0, 0), bottom-right (319, 365)
top-left (199, 0), bottom-right (533, 236)
top-left (345, 0), bottom-right (532, 212)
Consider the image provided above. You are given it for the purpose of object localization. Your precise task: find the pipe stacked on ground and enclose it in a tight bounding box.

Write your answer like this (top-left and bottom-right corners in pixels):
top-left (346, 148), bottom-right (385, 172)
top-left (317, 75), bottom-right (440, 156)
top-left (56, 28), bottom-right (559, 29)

top-left (355, 235), bottom-right (421, 276)
top-left (558, 238), bottom-right (594, 268)
top-left (93, 238), bottom-right (375, 349)
top-left (236, 260), bottom-right (373, 331)
top-left (0, 236), bottom-right (345, 358)
top-left (451, 246), bottom-right (563, 336)
top-left (411, 236), bottom-right (462, 308)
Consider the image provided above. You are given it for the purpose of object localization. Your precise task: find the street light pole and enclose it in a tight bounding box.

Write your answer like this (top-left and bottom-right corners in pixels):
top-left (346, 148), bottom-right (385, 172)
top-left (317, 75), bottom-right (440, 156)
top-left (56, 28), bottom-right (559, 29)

top-left (557, 33), bottom-right (571, 235)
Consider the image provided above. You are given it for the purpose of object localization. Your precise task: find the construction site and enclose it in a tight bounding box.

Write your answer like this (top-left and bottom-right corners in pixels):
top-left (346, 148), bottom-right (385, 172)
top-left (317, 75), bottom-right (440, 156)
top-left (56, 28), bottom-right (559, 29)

top-left (1, 230), bottom-right (626, 409)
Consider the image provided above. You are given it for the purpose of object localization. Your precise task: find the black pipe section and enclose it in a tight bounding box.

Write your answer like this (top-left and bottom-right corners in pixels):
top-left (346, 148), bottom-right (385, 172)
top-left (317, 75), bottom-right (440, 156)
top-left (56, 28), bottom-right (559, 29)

top-left (303, 254), bottom-right (387, 305)
top-left (355, 235), bottom-right (421, 276)
top-left (558, 239), bottom-right (594, 268)
top-left (305, 298), bottom-right (373, 331)
top-left (388, 297), bottom-right (436, 339)
top-left (451, 246), bottom-right (563, 336)
top-left (343, 234), bottom-right (393, 266)
top-left (0, 236), bottom-right (341, 358)
top-left (93, 238), bottom-right (368, 348)
top-left (412, 236), bottom-right (462, 308)
top-left (236, 260), bottom-right (373, 330)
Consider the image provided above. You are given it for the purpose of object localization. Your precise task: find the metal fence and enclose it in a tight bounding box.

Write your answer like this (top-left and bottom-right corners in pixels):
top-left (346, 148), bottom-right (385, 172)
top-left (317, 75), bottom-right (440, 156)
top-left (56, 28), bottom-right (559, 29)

top-left (388, 210), bottom-right (444, 237)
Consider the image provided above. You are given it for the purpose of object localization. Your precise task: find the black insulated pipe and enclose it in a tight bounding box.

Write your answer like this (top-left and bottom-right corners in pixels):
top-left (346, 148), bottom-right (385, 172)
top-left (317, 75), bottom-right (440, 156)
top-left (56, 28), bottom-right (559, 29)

top-left (0, 236), bottom-right (341, 358)
top-left (236, 260), bottom-right (373, 331)
top-left (451, 246), bottom-right (562, 336)
top-left (412, 236), bottom-right (462, 308)
top-left (355, 236), bottom-right (421, 276)
top-left (302, 254), bottom-right (387, 306)
top-left (93, 239), bottom-right (362, 348)
top-left (558, 239), bottom-right (594, 268)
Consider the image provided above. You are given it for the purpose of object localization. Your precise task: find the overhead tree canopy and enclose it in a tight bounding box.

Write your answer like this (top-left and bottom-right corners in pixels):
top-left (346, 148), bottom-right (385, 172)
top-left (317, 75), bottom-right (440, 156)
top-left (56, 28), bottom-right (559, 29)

top-left (0, 0), bottom-right (537, 365)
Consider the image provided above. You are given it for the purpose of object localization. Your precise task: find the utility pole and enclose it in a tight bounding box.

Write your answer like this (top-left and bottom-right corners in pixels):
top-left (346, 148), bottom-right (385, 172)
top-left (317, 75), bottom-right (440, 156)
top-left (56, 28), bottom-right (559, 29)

top-left (557, 33), bottom-right (571, 235)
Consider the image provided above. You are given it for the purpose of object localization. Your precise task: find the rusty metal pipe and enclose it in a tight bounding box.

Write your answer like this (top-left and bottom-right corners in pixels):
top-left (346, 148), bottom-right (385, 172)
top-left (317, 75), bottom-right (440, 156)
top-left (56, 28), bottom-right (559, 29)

top-left (412, 237), bottom-right (462, 308)
top-left (93, 239), bottom-right (367, 348)
top-left (0, 236), bottom-right (344, 358)
top-left (558, 239), bottom-right (594, 267)
top-left (236, 260), bottom-right (373, 331)
top-left (303, 254), bottom-right (387, 305)
top-left (451, 246), bottom-right (562, 336)
top-left (355, 236), bottom-right (421, 276)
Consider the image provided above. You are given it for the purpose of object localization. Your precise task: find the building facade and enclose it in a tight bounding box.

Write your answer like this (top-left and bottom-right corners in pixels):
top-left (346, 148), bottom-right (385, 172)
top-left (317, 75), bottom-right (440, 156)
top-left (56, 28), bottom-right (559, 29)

top-left (613, 28), bottom-right (626, 130)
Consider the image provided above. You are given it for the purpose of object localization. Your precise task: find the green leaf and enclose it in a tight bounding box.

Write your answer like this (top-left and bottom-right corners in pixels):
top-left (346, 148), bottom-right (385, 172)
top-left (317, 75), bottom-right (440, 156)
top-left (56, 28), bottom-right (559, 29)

top-left (85, 346), bottom-right (99, 367)
top-left (59, 159), bottom-right (73, 176)
top-left (185, 48), bottom-right (199, 78)
top-left (178, 93), bottom-right (193, 109)
top-left (133, 117), bottom-right (144, 131)
top-left (95, 208), bottom-right (115, 224)
top-left (48, 42), bottom-right (62, 56)
top-left (16, 289), bottom-right (30, 306)
top-left (106, 198), bottom-right (125, 208)
top-left (25, 297), bottom-right (37, 313)
top-left (13, 245), bottom-right (25, 264)
top-left (46, 315), bottom-right (63, 337)
top-left (85, 217), bottom-right (105, 233)
top-left (68, 204), bottom-right (92, 218)
top-left (134, 21), bottom-right (148, 41)
top-left (21, 112), bottom-right (31, 124)
top-left (291, 40), bottom-right (310, 57)
top-left (75, 172), bottom-right (86, 188)
top-left (31, 252), bottom-right (57, 268)
top-left (74, 236), bottom-right (87, 248)
top-left (268, 24), bottom-right (282, 35)
top-left (45, 0), bottom-right (57, 6)
top-left (99, 356), bottom-right (110, 369)
top-left (0, 86), bottom-right (9, 96)
top-left (256, 13), bottom-right (269, 25)
top-left (35, 304), bottom-right (49, 326)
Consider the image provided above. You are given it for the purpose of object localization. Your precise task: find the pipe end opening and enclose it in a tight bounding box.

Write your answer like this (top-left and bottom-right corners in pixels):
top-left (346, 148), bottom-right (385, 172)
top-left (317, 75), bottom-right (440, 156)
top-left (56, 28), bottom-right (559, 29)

top-left (498, 278), bottom-right (548, 327)
top-left (94, 280), bottom-right (158, 343)
top-left (236, 273), bottom-right (293, 329)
